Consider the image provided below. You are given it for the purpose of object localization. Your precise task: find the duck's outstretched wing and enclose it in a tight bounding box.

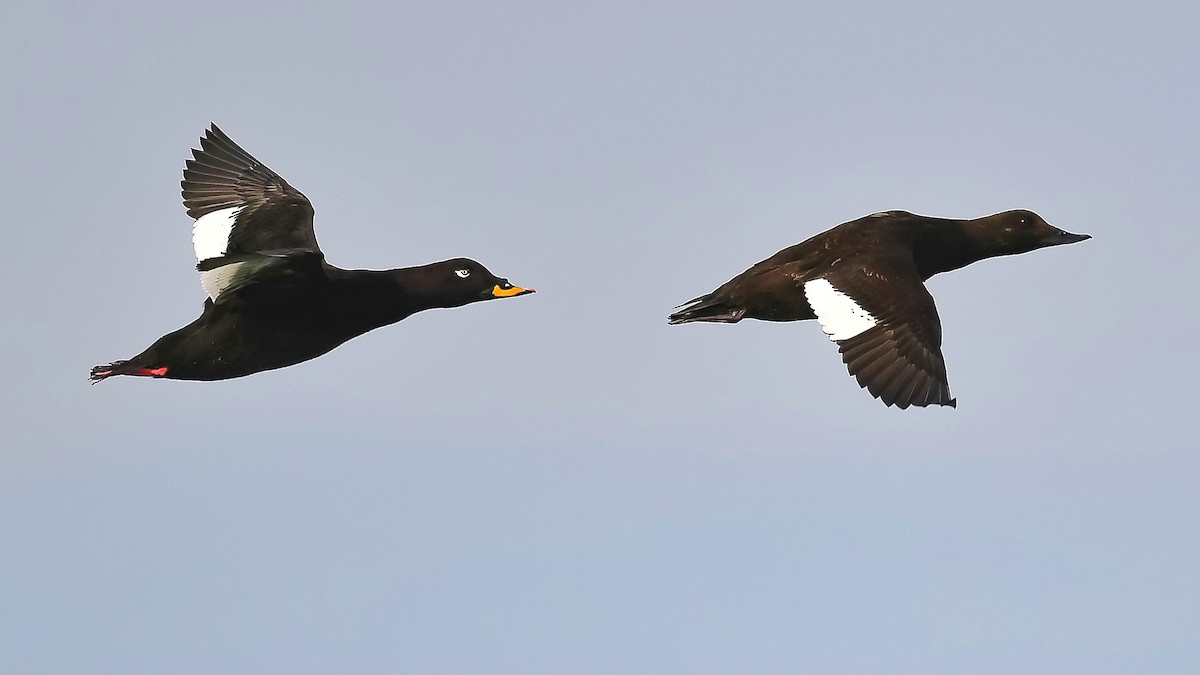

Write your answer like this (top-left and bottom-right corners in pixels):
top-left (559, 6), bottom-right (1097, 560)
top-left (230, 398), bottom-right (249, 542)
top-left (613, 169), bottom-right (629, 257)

top-left (181, 124), bottom-right (323, 302)
top-left (803, 253), bottom-right (955, 409)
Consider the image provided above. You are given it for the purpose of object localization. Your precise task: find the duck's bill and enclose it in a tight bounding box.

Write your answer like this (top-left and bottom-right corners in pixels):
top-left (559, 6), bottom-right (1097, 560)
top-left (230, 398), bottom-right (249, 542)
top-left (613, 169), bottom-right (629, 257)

top-left (1043, 229), bottom-right (1092, 246)
top-left (491, 284), bottom-right (535, 298)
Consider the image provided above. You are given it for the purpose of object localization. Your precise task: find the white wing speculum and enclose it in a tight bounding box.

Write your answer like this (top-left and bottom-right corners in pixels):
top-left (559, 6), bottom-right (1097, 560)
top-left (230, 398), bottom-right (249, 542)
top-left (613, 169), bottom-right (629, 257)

top-left (803, 277), bottom-right (878, 341)
top-left (199, 257), bottom-right (281, 302)
top-left (192, 206), bottom-right (241, 262)
top-left (200, 261), bottom-right (247, 301)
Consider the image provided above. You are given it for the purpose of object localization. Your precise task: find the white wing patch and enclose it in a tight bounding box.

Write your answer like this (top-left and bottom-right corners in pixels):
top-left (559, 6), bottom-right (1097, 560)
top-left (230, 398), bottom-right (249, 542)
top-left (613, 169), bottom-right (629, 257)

top-left (192, 206), bottom-right (241, 262)
top-left (804, 277), bottom-right (878, 341)
top-left (199, 257), bottom-right (278, 302)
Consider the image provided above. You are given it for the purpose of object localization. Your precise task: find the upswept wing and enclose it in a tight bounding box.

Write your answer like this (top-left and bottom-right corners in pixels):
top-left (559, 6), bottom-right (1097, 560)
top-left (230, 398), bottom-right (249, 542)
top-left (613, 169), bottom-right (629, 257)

top-left (181, 124), bottom-right (322, 302)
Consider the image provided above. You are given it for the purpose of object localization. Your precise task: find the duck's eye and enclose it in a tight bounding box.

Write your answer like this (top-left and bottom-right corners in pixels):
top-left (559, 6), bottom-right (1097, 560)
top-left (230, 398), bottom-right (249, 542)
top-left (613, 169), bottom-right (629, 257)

top-left (455, 269), bottom-right (471, 278)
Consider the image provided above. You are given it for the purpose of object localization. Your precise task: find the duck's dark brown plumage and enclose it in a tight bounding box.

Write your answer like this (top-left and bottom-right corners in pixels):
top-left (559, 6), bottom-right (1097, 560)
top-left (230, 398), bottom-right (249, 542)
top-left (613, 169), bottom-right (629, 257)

top-left (668, 210), bottom-right (1090, 409)
top-left (91, 124), bottom-right (534, 382)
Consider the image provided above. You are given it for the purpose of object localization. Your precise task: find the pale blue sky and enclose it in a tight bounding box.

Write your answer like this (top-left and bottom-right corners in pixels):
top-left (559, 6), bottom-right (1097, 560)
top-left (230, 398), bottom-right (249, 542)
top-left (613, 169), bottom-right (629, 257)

top-left (2, 1), bottom-right (1198, 672)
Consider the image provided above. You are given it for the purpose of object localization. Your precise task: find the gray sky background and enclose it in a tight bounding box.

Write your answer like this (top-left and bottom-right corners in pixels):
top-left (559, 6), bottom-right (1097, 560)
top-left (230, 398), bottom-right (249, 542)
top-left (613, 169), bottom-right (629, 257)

top-left (2, 1), bottom-right (1197, 672)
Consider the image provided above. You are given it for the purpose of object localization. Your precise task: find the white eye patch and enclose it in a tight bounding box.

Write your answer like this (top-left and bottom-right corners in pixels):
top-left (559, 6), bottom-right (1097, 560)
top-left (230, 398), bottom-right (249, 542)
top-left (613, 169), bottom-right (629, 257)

top-left (455, 269), bottom-right (471, 278)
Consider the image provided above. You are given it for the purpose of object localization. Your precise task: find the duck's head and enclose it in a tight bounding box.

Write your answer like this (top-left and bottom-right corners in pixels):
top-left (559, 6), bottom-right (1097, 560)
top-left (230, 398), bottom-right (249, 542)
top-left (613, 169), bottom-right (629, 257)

top-left (988, 209), bottom-right (1091, 254)
top-left (423, 258), bottom-right (535, 308)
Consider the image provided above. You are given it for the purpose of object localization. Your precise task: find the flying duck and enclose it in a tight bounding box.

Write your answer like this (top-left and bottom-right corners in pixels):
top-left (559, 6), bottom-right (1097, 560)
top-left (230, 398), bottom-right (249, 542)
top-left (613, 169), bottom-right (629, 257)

top-left (668, 210), bottom-right (1089, 408)
top-left (91, 125), bottom-right (534, 382)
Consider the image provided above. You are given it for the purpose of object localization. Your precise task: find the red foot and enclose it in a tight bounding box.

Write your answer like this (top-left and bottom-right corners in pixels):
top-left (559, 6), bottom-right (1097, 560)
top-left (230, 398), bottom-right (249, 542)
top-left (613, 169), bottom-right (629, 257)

top-left (91, 365), bottom-right (169, 381)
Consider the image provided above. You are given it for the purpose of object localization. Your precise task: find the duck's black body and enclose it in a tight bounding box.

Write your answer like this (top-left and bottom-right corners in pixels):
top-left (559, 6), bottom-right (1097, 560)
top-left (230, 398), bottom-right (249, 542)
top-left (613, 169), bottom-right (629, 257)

top-left (668, 210), bottom-right (1090, 409)
top-left (92, 125), bottom-right (533, 382)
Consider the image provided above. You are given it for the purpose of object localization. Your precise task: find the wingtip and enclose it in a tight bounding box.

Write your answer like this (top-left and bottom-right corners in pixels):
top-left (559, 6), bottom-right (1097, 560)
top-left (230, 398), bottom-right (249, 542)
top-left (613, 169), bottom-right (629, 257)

top-left (885, 395), bottom-right (957, 410)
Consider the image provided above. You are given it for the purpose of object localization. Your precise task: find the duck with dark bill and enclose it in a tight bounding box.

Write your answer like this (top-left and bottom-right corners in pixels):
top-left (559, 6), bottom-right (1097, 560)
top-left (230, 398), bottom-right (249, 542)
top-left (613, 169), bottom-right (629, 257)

top-left (669, 209), bottom-right (1090, 409)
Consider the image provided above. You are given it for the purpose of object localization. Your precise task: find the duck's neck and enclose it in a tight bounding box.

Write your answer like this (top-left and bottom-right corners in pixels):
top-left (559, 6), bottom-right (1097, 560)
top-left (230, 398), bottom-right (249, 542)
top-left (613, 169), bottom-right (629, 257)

top-left (911, 219), bottom-right (1005, 280)
top-left (327, 267), bottom-right (445, 329)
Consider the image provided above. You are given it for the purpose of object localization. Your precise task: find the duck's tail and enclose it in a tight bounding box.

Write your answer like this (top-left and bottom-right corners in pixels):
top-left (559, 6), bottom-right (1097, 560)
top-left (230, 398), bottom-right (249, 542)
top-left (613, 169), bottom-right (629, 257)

top-left (668, 293), bottom-right (746, 325)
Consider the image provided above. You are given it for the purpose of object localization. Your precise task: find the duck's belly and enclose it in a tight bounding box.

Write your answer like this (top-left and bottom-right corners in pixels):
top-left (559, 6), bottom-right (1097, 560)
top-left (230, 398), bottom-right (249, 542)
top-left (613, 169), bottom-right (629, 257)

top-left (137, 303), bottom-right (372, 381)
